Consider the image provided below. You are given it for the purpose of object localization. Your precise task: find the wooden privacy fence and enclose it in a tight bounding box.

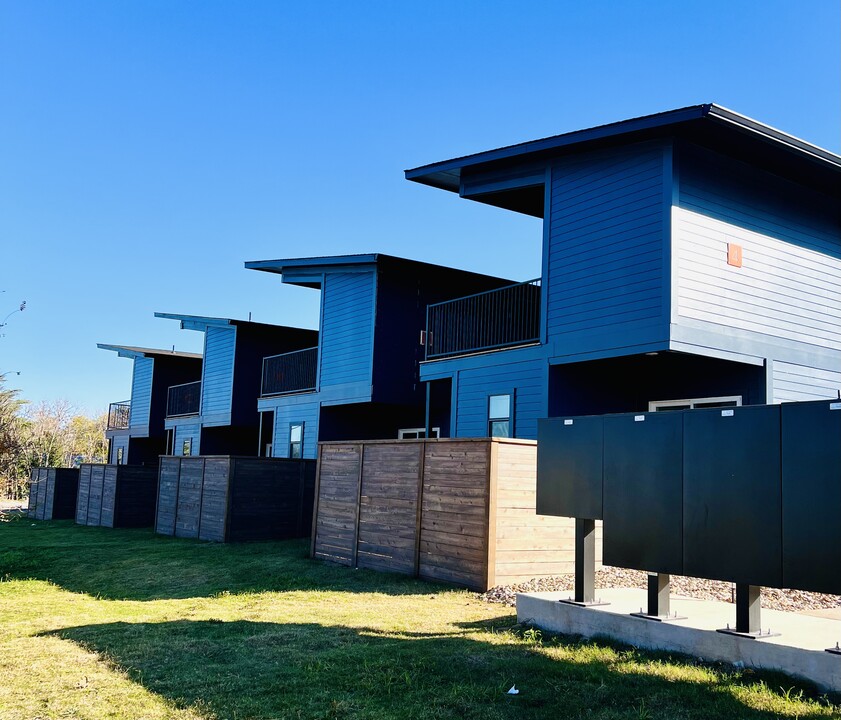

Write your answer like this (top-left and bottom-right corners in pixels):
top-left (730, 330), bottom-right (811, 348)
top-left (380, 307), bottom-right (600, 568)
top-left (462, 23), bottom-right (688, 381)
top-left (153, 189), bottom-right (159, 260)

top-left (75, 464), bottom-right (158, 528)
top-left (27, 467), bottom-right (79, 520)
top-left (312, 438), bottom-right (593, 591)
top-left (156, 456), bottom-right (317, 542)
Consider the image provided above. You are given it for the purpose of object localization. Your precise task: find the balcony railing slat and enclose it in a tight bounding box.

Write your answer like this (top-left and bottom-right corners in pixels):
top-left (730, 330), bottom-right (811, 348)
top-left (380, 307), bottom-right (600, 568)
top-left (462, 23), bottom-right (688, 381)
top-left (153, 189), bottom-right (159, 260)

top-left (262, 346), bottom-right (318, 396)
top-left (426, 278), bottom-right (541, 360)
top-left (167, 381), bottom-right (201, 418)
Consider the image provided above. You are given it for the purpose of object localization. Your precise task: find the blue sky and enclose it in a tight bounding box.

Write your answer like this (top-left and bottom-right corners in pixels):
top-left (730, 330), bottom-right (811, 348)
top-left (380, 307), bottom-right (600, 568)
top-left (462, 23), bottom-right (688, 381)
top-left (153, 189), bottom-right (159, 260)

top-left (1, 0), bottom-right (838, 414)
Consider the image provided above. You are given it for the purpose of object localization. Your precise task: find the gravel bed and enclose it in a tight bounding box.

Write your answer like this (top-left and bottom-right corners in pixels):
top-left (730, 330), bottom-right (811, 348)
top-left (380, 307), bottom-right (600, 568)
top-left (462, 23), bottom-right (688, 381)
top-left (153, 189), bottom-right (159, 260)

top-left (480, 566), bottom-right (841, 613)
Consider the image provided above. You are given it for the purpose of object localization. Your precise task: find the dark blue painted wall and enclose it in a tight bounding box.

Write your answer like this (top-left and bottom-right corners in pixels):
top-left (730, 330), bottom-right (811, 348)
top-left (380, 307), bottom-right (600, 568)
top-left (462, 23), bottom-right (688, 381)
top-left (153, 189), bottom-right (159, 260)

top-left (546, 141), bottom-right (669, 357)
top-left (547, 352), bottom-right (766, 417)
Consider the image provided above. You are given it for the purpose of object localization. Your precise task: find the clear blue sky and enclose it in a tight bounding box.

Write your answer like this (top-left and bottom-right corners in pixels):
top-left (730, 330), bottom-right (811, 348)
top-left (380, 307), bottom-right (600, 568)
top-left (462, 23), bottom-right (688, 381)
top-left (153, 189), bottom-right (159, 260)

top-left (1, 0), bottom-right (838, 415)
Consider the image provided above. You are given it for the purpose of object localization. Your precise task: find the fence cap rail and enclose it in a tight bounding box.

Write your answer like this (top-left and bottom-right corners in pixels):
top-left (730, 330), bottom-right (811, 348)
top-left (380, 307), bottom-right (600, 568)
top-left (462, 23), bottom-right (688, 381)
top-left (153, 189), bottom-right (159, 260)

top-left (158, 454), bottom-right (317, 461)
top-left (316, 437), bottom-right (537, 447)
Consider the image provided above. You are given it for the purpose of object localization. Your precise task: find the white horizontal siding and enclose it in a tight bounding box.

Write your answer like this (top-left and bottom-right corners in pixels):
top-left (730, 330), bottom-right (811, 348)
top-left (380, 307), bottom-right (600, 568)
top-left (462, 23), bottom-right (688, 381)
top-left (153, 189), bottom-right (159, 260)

top-left (200, 326), bottom-right (236, 418)
top-left (673, 207), bottom-right (841, 353)
top-left (772, 362), bottom-right (841, 403)
top-left (129, 357), bottom-right (153, 429)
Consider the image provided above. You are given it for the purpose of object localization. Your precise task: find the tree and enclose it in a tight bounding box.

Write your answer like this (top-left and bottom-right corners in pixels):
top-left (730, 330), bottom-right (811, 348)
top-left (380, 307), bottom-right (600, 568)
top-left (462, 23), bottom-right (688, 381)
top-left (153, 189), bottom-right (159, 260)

top-left (66, 413), bottom-right (108, 465)
top-left (0, 382), bottom-right (109, 499)
top-left (0, 374), bottom-right (28, 498)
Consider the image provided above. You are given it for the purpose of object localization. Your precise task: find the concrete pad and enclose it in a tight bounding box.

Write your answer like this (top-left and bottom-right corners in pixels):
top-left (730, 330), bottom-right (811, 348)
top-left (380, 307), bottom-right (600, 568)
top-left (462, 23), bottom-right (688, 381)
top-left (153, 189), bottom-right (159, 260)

top-left (799, 607), bottom-right (841, 621)
top-left (517, 589), bottom-right (841, 693)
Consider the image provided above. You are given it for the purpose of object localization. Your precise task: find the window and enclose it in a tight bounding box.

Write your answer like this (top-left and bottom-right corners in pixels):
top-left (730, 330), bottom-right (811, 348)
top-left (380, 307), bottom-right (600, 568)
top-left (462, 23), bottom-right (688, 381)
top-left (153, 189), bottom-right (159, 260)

top-left (289, 423), bottom-right (303, 459)
top-left (488, 393), bottom-right (512, 437)
top-left (649, 395), bottom-right (742, 412)
top-left (398, 427), bottom-right (440, 439)
top-left (116, 447), bottom-right (124, 465)
top-left (182, 438), bottom-right (192, 456)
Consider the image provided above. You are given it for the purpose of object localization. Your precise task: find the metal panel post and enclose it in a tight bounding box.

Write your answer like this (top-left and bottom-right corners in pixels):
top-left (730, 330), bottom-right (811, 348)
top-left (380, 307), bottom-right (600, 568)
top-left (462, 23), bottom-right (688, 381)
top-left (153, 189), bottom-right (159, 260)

top-left (649, 573), bottom-right (670, 616)
top-left (631, 573), bottom-right (685, 622)
top-left (718, 584), bottom-right (779, 639)
top-left (736, 584), bottom-right (761, 634)
top-left (575, 518), bottom-right (595, 603)
top-left (559, 518), bottom-right (607, 607)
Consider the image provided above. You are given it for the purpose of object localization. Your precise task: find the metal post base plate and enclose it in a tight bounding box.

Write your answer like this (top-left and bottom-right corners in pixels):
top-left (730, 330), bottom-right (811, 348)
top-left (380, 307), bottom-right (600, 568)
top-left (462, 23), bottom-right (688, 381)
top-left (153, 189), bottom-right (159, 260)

top-left (825, 644), bottom-right (841, 655)
top-left (558, 598), bottom-right (610, 608)
top-left (630, 612), bottom-right (687, 623)
top-left (716, 628), bottom-right (781, 640)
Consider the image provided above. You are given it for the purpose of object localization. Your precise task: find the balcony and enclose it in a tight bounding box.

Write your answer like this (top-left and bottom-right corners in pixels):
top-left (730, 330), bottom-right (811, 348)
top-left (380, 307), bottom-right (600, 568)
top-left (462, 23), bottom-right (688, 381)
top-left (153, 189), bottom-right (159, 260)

top-left (425, 278), bottom-right (541, 360)
top-left (262, 346), bottom-right (318, 396)
top-left (107, 401), bottom-right (131, 430)
top-left (167, 380), bottom-right (201, 418)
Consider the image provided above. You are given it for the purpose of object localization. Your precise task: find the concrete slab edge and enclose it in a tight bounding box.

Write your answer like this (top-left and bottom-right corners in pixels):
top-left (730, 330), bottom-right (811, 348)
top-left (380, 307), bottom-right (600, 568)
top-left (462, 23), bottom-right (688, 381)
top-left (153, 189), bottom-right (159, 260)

top-left (516, 593), bottom-right (841, 694)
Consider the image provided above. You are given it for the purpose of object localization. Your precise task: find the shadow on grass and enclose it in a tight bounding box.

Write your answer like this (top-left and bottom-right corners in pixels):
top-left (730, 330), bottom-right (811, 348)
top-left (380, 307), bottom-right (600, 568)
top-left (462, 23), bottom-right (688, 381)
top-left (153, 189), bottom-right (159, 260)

top-left (0, 515), bottom-right (448, 602)
top-left (44, 619), bottom-right (836, 720)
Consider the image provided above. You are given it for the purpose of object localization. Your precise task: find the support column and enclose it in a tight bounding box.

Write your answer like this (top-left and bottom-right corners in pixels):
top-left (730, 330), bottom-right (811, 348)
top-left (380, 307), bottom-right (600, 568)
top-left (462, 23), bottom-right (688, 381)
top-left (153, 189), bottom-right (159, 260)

top-left (560, 518), bottom-right (608, 607)
top-left (717, 584), bottom-right (779, 639)
top-left (424, 382), bottom-right (432, 439)
top-left (631, 573), bottom-right (685, 622)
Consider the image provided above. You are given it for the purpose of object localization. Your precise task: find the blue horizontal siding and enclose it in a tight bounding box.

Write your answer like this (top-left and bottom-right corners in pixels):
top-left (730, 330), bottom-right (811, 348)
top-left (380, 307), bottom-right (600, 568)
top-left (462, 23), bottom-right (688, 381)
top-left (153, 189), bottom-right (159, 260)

top-left (546, 143), bottom-right (667, 351)
top-left (129, 357), bottom-right (153, 429)
top-left (200, 326), bottom-right (236, 417)
top-left (319, 271), bottom-right (375, 389)
top-left (110, 435), bottom-right (130, 464)
top-left (272, 400), bottom-right (320, 459)
top-left (173, 422), bottom-right (201, 456)
top-left (455, 359), bottom-right (546, 440)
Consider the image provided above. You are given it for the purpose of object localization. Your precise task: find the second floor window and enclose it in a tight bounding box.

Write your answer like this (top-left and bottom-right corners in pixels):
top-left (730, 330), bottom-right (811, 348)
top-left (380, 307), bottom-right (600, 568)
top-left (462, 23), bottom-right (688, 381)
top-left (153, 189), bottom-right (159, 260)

top-left (289, 423), bottom-right (303, 459)
top-left (488, 394), bottom-right (512, 438)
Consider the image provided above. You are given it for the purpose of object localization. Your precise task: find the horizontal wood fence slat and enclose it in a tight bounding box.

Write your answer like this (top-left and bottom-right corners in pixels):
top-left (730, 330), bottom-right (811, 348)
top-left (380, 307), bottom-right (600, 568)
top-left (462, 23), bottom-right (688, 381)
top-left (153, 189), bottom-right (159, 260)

top-left (312, 438), bottom-right (594, 591)
top-left (75, 464), bottom-right (158, 528)
top-left (155, 455), bottom-right (316, 542)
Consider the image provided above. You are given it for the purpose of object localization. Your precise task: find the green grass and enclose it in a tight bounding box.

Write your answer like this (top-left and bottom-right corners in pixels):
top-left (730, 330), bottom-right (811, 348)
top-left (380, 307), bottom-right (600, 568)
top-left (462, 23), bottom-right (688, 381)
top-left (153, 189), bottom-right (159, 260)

top-left (1, 510), bottom-right (838, 719)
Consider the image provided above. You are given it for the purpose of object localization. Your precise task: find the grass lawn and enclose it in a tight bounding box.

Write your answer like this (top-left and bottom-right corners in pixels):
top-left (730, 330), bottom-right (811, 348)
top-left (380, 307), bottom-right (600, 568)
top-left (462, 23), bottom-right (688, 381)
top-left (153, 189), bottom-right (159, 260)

top-left (1, 510), bottom-right (838, 720)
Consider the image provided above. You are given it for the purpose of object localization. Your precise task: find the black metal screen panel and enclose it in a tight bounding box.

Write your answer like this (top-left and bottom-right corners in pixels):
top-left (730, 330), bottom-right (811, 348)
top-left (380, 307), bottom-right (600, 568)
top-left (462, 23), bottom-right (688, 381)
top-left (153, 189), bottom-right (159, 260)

top-left (262, 347), bottom-right (318, 396)
top-left (683, 405), bottom-right (782, 587)
top-left (167, 381), bottom-right (201, 417)
top-left (781, 399), bottom-right (841, 594)
top-left (537, 415), bottom-right (603, 520)
top-left (603, 411), bottom-right (684, 575)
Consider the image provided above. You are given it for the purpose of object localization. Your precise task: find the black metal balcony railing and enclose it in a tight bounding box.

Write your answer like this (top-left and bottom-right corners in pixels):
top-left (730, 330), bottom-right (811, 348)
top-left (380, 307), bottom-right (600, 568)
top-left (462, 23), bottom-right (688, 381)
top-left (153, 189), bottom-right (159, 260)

top-left (166, 380), bottom-right (201, 417)
top-left (425, 278), bottom-right (542, 360)
top-left (107, 401), bottom-right (131, 430)
top-left (262, 346), bottom-right (318, 396)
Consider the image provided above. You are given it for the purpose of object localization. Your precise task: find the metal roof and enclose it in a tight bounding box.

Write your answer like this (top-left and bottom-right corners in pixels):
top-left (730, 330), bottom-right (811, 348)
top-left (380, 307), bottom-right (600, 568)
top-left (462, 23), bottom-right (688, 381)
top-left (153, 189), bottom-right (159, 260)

top-left (244, 253), bottom-right (516, 289)
top-left (405, 103), bottom-right (841, 194)
top-left (96, 343), bottom-right (202, 360)
top-left (153, 312), bottom-right (315, 334)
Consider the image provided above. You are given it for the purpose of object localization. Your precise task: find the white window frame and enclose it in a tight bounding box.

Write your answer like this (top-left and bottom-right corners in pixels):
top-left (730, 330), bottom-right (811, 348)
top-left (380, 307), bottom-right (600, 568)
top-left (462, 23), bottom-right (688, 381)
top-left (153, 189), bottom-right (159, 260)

top-left (648, 395), bottom-right (743, 412)
top-left (398, 427), bottom-right (440, 439)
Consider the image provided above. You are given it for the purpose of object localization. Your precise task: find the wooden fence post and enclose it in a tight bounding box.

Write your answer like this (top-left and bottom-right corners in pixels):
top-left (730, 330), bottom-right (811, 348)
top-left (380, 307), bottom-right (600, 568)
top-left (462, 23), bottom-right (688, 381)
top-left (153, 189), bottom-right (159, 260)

top-left (351, 443), bottom-right (364, 568)
top-left (413, 440), bottom-right (427, 577)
